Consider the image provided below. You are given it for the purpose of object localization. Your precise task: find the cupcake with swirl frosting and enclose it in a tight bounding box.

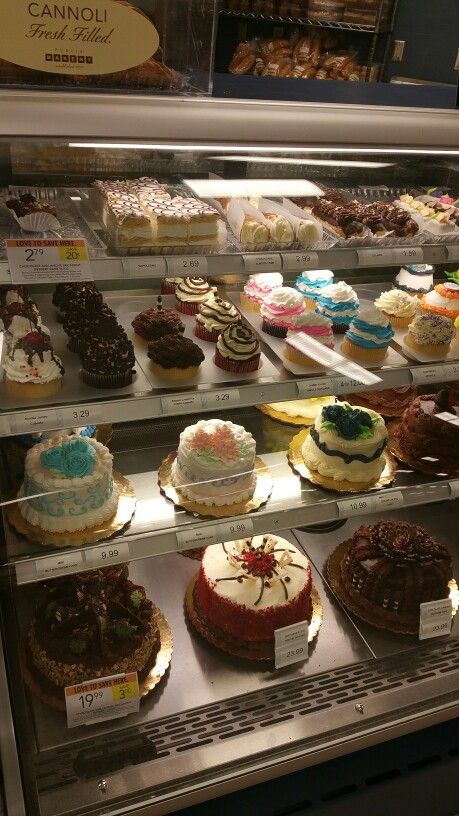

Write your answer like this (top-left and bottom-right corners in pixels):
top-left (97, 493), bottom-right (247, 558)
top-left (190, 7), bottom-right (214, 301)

top-left (260, 287), bottom-right (305, 338)
top-left (195, 296), bottom-right (241, 342)
top-left (375, 289), bottom-right (418, 329)
top-left (214, 324), bottom-right (260, 373)
top-left (315, 281), bottom-right (359, 333)
top-left (175, 277), bottom-right (214, 315)
top-left (240, 273), bottom-right (283, 313)
top-left (342, 306), bottom-right (394, 363)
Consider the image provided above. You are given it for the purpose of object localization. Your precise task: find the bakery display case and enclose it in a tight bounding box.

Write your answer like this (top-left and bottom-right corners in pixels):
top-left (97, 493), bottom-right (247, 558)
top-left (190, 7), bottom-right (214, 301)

top-left (0, 92), bottom-right (459, 816)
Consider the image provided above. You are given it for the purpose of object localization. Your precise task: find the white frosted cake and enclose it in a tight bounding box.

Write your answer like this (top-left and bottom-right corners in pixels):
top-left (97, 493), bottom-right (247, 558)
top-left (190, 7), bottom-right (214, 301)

top-left (302, 402), bottom-right (388, 485)
top-left (171, 419), bottom-right (256, 506)
top-left (19, 435), bottom-right (119, 533)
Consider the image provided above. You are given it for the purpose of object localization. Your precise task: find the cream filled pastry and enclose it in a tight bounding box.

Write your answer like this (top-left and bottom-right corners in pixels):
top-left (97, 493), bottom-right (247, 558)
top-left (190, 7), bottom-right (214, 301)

top-left (263, 213), bottom-right (294, 246)
top-left (195, 297), bottom-right (240, 342)
top-left (239, 217), bottom-right (269, 246)
top-left (302, 401), bottom-right (388, 486)
top-left (375, 289), bottom-right (418, 328)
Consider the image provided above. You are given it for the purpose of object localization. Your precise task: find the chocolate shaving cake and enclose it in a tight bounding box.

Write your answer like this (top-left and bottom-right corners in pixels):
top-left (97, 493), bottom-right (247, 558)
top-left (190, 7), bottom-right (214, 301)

top-left (27, 566), bottom-right (160, 689)
top-left (340, 521), bottom-right (452, 627)
top-left (395, 388), bottom-right (459, 473)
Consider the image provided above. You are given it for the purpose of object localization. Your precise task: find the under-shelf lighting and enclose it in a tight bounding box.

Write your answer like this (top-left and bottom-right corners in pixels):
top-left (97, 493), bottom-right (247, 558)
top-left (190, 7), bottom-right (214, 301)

top-left (68, 143), bottom-right (459, 156)
top-left (209, 156), bottom-right (393, 168)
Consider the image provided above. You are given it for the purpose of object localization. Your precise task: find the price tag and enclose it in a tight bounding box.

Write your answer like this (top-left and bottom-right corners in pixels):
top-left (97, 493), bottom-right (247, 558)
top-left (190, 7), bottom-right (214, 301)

top-left (410, 362), bottom-right (459, 385)
top-left (35, 551), bottom-right (83, 579)
top-left (419, 598), bottom-right (453, 640)
top-left (202, 389), bottom-right (240, 409)
top-left (338, 490), bottom-right (404, 518)
top-left (166, 256), bottom-right (208, 276)
top-left (331, 375), bottom-right (368, 394)
top-left (243, 253), bottom-right (282, 272)
top-left (122, 257), bottom-right (167, 279)
top-left (297, 378), bottom-right (333, 398)
top-left (161, 393), bottom-right (203, 415)
top-left (7, 239), bottom-right (92, 284)
top-left (61, 405), bottom-right (103, 426)
top-left (274, 621), bottom-right (309, 669)
top-left (282, 251), bottom-right (319, 270)
top-left (424, 245), bottom-right (448, 264)
top-left (449, 480), bottom-right (459, 499)
top-left (218, 517), bottom-right (254, 542)
top-left (0, 416), bottom-right (10, 436)
top-left (176, 525), bottom-right (217, 552)
top-left (65, 672), bottom-right (140, 728)
top-left (447, 245), bottom-right (459, 262)
top-left (9, 408), bottom-right (62, 435)
top-left (370, 490), bottom-right (404, 512)
top-left (338, 496), bottom-right (372, 518)
top-left (85, 541), bottom-right (130, 566)
top-left (392, 247), bottom-right (423, 264)
top-left (357, 248), bottom-right (394, 266)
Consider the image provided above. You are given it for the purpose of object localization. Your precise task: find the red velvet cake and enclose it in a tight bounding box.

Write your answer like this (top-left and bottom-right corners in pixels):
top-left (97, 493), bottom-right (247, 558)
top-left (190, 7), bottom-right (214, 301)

top-left (195, 535), bottom-right (312, 643)
top-left (395, 388), bottom-right (459, 472)
top-left (340, 521), bottom-right (452, 629)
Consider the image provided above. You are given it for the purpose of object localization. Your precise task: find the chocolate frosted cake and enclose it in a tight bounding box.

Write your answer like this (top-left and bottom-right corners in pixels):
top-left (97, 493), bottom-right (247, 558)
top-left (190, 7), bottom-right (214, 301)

top-left (27, 566), bottom-right (160, 689)
top-left (339, 521), bottom-right (452, 629)
top-left (147, 334), bottom-right (204, 380)
top-left (80, 328), bottom-right (135, 388)
top-left (62, 287), bottom-right (105, 352)
top-left (350, 386), bottom-right (417, 418)
top-left (394, 388), bottom-right (459, 473)
top-left (132, 296), bottom-right (184, 342)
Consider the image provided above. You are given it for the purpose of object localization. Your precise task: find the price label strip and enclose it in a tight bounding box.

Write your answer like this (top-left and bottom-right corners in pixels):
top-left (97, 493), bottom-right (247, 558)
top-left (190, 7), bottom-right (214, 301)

top-left (218, 517), bottom-right (254, 542)
top-left (338, 490), bottom-right (404, 518)
top-left (161, 393), bottom-right (203, 415)
top-left (419, 598), bottom-right (453, 641)
top-left (85, 541), bottom-right (130, 566)
top-left (274, 620), bottom-right (309, 669)
top-left (392, 247), bottom-right (423, 264)
top-left (449, 480), bottom-right (459, 499)
top-left (35, 551), bottom-right (84, 579)
top-left (176, 526), bottom-right (218, 552)
top-left (65, 672), bottom-right (140, 728)
top-left (243, 253), bottom-right (282, 272)
top-left (166, 256), bottom-right (208, 276)
top-left (282, 251), bottom-right (319, 271)
top-left (297, 373), bottom-right (378, 399)
top-left (357, 248), bottom-right (394, 266)
top-left (7, 239), bottom-right (92, 284)
top-left (62, 404), bottom-right (104, 426)
top-left (122, 257), bottom-right (167, 279)
top-left (202, 389), bottom-right (240, 409)
top-left (411, 362), bottom-right (459, 385)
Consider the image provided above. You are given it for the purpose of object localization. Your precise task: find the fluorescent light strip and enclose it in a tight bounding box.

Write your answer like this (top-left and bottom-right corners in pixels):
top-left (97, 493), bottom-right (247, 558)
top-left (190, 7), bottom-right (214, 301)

top-left (210, 155), bottom-right (393, 168)
top-left (68, 142), bottom-right (459, 156)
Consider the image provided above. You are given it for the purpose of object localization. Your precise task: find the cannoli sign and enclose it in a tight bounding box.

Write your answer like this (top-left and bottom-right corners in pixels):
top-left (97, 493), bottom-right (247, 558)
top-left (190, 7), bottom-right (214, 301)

top-left (0, 0), bottom-right (159, 75)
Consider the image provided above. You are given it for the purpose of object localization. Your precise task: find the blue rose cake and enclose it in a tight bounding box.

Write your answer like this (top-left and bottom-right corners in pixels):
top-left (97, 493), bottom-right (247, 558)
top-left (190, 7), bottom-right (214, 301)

top-left (302, 401), bottom-right (388, 488)
top-left (18, 435), bottom-right (119, 533)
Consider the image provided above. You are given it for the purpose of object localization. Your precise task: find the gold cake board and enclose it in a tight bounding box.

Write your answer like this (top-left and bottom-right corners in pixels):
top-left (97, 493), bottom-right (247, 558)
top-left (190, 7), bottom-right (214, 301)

top-left (388, 420), bottom-right (459, 478)
top-left (159, 452), bottom-right (273, 519)
top-left (288, 428), bottom-right (397, 493)
top-left (185, 574), bottom-right (323, 663)
top-left (258, 404), bottom-right (315, 427)
top-left (7, 472), bottom-right (135, 549)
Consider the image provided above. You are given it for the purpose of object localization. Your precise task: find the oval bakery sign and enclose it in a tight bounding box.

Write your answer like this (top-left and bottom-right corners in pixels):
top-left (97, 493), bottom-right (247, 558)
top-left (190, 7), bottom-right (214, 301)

top-left (0, 0), bottom-right (160, 75)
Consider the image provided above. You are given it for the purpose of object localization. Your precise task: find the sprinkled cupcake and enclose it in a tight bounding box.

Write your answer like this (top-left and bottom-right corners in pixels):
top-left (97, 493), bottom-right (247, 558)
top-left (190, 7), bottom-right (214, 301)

top-left (195, 297), bottom-right (241, 342)
top-left (214, 324), bottom-right (260, 373)
top-left (260, 287), bottom-right (305, 338)
top-left (405, 313), bottom-right (454, 357)
top-left (240, 273), bottom-right (283, 313)
top-left (315, 281), bottom-right (359, 333)
top-left (342, 306), bottom-right (394, 363)
top-left (295, 269), bottom-right (334, 311)
top-left (175, 277), bottom-right (214, 315)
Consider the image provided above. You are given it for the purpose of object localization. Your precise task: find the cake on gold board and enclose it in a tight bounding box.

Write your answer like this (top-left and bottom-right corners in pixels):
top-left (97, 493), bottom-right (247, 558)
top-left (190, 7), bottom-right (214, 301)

top-left (258, 396), bottom-right (336, 426)
top-left (186, 535), bottom-right (322, 661)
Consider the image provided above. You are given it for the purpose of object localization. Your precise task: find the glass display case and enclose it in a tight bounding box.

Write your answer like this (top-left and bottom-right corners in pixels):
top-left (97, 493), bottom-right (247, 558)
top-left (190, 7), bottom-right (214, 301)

top-left (0, 91), bottom-right (458, 816)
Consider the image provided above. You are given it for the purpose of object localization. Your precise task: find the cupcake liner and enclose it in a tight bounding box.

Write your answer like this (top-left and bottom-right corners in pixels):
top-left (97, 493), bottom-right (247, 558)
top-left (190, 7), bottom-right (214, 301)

top-left (283, 344), bottom-right (320, 368)
top-left (81, 369), bottom-right (134, 389)
top-left (67, 337), bottom-right (81, 354)
top-left (384, 312), bottom-right (412, 330)
top-left (195, 323), bottom-right (219, 343)
top-left (9, 210), bottom-right (61, 233)
top-left (149, 360), bottom-right (201, 380)
top-left (161, 282), bottom-right (177, 295)
top-left (261, 319), bottom-right (288, 338)
top-left (176, 299), bottom-right (202, 316)
top-left (404, 334), bottom-right (451, 357)
top-left (214, 349), bottom-right (260, 373)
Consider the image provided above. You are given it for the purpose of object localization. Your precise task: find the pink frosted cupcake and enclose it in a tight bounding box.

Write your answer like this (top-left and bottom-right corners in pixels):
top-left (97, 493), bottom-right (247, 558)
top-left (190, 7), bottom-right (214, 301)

top-left (240, 272), bottom-right (283, 313)
top-left (283, 312), bottom-right (334, 368)
top-left (260, 287), bottom-right (306, 338)
top-left (214, 324), bottom-right (260, 373)
top-left (175, 277), bottom-right (214, 315)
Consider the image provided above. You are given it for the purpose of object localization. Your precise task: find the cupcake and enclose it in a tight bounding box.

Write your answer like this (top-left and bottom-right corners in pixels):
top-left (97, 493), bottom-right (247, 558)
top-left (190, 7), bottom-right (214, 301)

top-left (62, 287), bottom-right (104, 353)
top-left (132, 296), bottom-right (184, 345)
top-left (3, 331), bottom-right (64, 398)
top-left (195, 296), bottom-right (240, 342)
top-left (147, 334), bottom-right (204, 380)
top-left (80, 328), bottom-right (135, 388)
top-left (295, 269), bottom-right (334, 310)
top-left (404, 313), bottom-right (454, 357)
top-left (419, 282), bottom-right (459, 320)
top-left (0, 285), bottom-right (29, 307)
top-left (283, 312), bottom-right (334, 368)
top-left (214, 324), bottom-right (260, 373)
top-left (53, 282), bottom-right (101, 322)
top-left (175, 277), bottom-right (214, 315)
top-left (240, 272), bottom-right (283, 312)
top-left (394, 264), bottom-right (434, 297)
top-left (260, 287), bottom-right (305, 338)
top-left (315, 281), bottom-right (359, 333)
top-left (161, 277), bottom-right (183, 295)
top-left (375, 289), bottom-right (418, 329)
top-left (0, 302), bottom-right (49, 348)
top-left (341, 306), bottom-right (394, 363)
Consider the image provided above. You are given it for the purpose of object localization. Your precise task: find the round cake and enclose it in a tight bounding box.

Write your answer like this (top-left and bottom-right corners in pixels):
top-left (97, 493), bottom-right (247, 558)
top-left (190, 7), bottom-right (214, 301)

top-left (27, 566), bottom-right (160, 688)
top-left (171, 418), bottom-right (256, 506)
top-left (18, 435), bottom-right (119, 533)
top-left (338, 521), bottom-right (452, 629)
top-left (195, 535), bottom-right (312, 643)
top-left (420, 282), bottom-right (459, 320)
top-left (349, 386), bottom-right (417, 418)
top-left (302, 401), bottom-right (388, 486)
top-left (393, 388), bottom-right (459, 473)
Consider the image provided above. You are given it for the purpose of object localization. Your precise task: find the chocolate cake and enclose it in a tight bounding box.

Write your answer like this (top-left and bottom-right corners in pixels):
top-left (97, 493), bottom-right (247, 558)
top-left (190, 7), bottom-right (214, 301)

top-left (5, 192), bottom-right (57, 218)
top-left (395, 388), bottom-right (459, 473)
top-left (27, 566), bottom-right (160, 689)
top-left (340, 521), bottom-right (452, 628)
top-left (132, 296), bottom-right (185, 341)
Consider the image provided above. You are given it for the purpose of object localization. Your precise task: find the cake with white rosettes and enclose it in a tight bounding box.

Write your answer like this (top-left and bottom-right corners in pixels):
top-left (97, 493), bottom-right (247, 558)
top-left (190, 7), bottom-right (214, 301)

top-left (171, 419), bottom-right (256, 506)
top-left (195, 535), bottom-right (312, 643)
top-left (302, 402), bottom-right (388, 486)
top-left (18, 435), bottom-right (119, 533)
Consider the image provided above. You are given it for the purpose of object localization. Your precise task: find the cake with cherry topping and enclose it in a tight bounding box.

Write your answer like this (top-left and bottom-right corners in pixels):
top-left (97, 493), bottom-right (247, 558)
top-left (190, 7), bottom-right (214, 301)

top-left (194, 535), bottom-right (312, 644)
top-left (338, 521), bottom-right (452, 631)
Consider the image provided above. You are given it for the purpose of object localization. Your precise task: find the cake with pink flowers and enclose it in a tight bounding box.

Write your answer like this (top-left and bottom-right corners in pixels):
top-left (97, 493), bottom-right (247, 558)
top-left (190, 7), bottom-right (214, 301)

top-left (171, 419), bottom-right (257, 506)
top-left (240, 273), bottom-right (283, 312)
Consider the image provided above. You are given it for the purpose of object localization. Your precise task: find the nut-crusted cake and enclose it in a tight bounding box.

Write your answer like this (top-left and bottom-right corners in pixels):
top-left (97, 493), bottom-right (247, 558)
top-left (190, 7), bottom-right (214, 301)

top-left (27, 566), bottom-right (160, 688)
top-left (340, 521), bottom-right (452, 628)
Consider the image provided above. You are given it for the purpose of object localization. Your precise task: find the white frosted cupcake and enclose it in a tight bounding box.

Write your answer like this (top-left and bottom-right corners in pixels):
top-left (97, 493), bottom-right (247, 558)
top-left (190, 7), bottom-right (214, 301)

top-left (375, 289), bottom-right (418, 329)
top-left (4, 331), bottom-right (64, 398)
top-left (241, 272), bottom-right (283, 312)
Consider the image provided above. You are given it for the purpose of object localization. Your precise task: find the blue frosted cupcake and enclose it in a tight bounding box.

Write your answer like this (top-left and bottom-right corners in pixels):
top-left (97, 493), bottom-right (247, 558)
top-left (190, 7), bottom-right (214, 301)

top-left (295, 269), bottom-right (334, 311)
top-left (342, 306), bottom-right (394, 363)
top-left (315, 281), bottom-right (359, 333)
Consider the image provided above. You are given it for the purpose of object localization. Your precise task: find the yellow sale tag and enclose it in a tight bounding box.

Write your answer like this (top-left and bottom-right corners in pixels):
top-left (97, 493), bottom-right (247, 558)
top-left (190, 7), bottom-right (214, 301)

top-left (58, 243), bottom-right (89, 262)
top-left (111, 675), bottom-right (139, 703)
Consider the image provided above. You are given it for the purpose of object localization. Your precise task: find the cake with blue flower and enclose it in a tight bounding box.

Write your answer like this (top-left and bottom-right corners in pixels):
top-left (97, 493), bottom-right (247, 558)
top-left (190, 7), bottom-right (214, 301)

top-left (341, 305), bottom-right (394, 363)
top-left (18, 435), bottom-right (119, 533)
top-left (302, 401), bottom-right (388, 488)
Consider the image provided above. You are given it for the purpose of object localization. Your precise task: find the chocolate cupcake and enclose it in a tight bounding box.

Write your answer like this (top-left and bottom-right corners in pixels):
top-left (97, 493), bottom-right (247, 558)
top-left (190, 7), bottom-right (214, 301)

top-left (53, 282), bottom-right (101, 322)
top-left (132, 296), bottom-right (184, 344)
top-left (147, 334), bottom-right (204, 380)
top-left (80, 327), bottom-right (135, 389)
top-left (63, 288), bottom-right (105, 353)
